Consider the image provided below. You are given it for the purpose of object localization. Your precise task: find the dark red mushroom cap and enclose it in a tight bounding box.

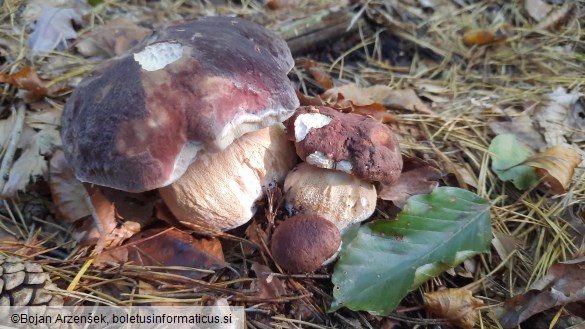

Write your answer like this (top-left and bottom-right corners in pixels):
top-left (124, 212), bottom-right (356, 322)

top-left (270, 214), bottom-right (341, 273)
top-left (61, 16), bottom-right (298, 192)
top-left (283, 106), bottom-right (403, 185)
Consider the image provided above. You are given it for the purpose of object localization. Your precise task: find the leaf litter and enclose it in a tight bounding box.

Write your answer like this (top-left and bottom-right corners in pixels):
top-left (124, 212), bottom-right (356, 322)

top-left (0, 0), bottom-right (584, 328)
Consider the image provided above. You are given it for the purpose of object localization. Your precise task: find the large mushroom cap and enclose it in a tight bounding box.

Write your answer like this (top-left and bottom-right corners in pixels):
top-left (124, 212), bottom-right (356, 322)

top-left (284, 106), bottom-right (402, 185)
top-left (61, 16), bottom-right (299, 192)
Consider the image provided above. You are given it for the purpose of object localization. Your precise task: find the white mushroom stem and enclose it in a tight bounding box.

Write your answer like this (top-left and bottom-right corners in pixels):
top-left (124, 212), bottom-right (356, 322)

top-left (284, 162), bottom-right (377, 232)
top-left (160, 125), bottom-right (297, 231)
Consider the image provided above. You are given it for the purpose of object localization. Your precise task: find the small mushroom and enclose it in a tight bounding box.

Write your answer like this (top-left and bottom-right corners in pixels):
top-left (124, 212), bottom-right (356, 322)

top-left (61, 16), bottom-right (298, 192)
top-left (160, 125), bottom-right (297, 231)
top-left (270, 214), bottom-right (341, 273)
top-left (284, 162), bottom-right (377, 231)
top-left (284, 106), bottom-right (402, 185)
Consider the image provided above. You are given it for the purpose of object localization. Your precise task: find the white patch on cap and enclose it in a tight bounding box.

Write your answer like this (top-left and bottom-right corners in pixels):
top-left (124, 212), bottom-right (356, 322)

top-left (335, 160), bottom-right (353, 174)
top-left (294, 113), bottom-right (332, 142)
top-left (306, 151), bottom-right (334, 169)
top-left (133, 42), bottom-right (184, 71)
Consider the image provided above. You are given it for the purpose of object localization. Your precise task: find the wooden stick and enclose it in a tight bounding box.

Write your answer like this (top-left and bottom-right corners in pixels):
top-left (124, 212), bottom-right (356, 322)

top-left (273, 9), bottom-right (370, 55)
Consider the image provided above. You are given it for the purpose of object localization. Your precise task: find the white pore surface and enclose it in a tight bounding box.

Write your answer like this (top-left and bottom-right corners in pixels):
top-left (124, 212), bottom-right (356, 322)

top-left (133, 42), bottom-right (184, 71)
top-left (294, 113), bottom-right (332, 142)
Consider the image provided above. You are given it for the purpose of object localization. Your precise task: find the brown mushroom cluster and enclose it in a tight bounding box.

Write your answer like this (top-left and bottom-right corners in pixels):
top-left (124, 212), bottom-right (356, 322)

top-left (280, 105), bottom-right (403, 233)
top-left (61, 16), bottom-right (403, 273)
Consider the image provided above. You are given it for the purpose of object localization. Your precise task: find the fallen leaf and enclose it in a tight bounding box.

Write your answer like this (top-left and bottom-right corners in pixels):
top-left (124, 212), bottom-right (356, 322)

top-left (463, 30), bottom-right (498, 46)
top-left (532, 87), bottom-right (584, 146)
top-left (525, 0), bottom-right (551, 21)
top-left (521, 145), bottom-right (582, 194)
top-left (0, 66), bottom-right (49, 97)
top-left (491, 233), bottom-right (521, 269)
top-left (88, 187), bottom-right (156, 254)
top-left (488, 134), bottom-right (538, 190)
top-left (120, 227), bottom-right (225, 279)
top-left (496, 259), bottom-right (585, 327)
top-left (1, 128), bottom-right (61, 197)
top-left (303, 59), bottom-right (333, 90)
top-left (560, 206), bottom-right (585, 247)
top-left (535, 3), bottom-right (575, 31)
top-left (377, 156), bottom-right (442, 208)
top-left (25, 106), bottom-right (62, 130)
top-left (90, 187), bottom-right (123, 253)
top-left (348, 102), bottom-right (397, 123)
top-left (323, 84), bottom-right (433, 114)
top-left (265, 0), bottom-right (300, 10)
top-left (424, 288), bottom-right (484, 329)
top-left (250, 262), bottom-right (286, 299)
top-left (28, 6), bottom-right (83, 55)
top-left (331, 187), bottom-right (491, 314)
top-left (489, 113), bottom-right (547, 151)
top-left (245, 219), bottom-right (267, 255)
top-left (49, 150), bottom-right (91, 223)
top-left (296, 90), bottom-right (325, 107)
top-left (75, 19), bottom-right (152, 57)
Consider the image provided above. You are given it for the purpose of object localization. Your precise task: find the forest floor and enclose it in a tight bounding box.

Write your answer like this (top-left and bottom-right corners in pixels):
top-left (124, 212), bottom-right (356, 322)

top-left (0, 0), bottom-right (584, 328)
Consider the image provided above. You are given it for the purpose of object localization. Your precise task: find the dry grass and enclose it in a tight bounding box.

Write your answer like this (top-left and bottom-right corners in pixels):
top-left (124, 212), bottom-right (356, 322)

top-left (0, 0), bottom-right (584, 328)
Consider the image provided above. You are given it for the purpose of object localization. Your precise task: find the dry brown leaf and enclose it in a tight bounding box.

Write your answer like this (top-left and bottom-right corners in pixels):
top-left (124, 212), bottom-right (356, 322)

top-left (250, 262), bottom-right (287, 299)
top-left (303, 59), bottom-right (333, 90)
top-left (560, 206), bottom-right (585, 247)
top-left (525, 0), bottom-right (551, 21)
top-left (535, 3), bottom-right (575, 31)
top-left (462, 30), bottom-right (498, 46)
top-left (424, 288), bottom-right (484, 329)
top-left (75, 19), bottom-right (152, 57)
top-left (521, 145), bottom-right (582, 194)
top-left (489, 114), bottom-right (547, 151)
top-left (90, 187), bottom-right (122, 253)
top-left (245, 219), bottom-right (268, 255)
top-left (377, 156), bottom-right (442, 208)
top-left (491, 233), bottom-right (521, 269)
top-left (348, 102), bottom-right (397, 123)
top-left (118, 227), bottom-right (225, 279)
top-left (323, 84), bottom-right (433, 114)
top-left (88, 187), bottom-right (157, 253)
top-left (0, 66), bottom-right (49, 98)
top-left (49, 150), bottom-right (91, 223)
top-left (496, 259), bottom-right (585, 328)
top-left (296, 90), bottom-right (326, 107)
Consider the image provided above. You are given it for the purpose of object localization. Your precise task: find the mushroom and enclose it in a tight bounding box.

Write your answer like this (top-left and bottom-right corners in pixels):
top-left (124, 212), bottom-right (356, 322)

top-left (159, 125), bottom-right (297, 231)
top-left (283, 106), bottom-right (402, 185)
top-left (61, 16), bottom-right (299, 193)
top-left (284, 162), bottom-right (377, 232)
top-left (270, 214), bottom-right (341, 273)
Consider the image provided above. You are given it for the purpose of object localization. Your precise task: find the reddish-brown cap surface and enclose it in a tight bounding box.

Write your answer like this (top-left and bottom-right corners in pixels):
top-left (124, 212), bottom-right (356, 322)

top-left (270, 214), bottom-right (341, 273)
top-left (61, 16), bottom-right (298, 192)
top-left (284, 106), bottom-right (402, 185)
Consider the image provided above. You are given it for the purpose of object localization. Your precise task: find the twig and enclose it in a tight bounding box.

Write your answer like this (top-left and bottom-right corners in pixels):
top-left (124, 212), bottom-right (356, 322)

top-left (0, 103), bottom-right (26, 194)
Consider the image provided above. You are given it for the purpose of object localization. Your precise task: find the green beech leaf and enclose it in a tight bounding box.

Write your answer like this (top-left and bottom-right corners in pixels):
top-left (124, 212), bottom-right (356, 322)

top-left (330, 187), bottom-right (491, 315)
top-left (489, 134), bottom-right (538, 190)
